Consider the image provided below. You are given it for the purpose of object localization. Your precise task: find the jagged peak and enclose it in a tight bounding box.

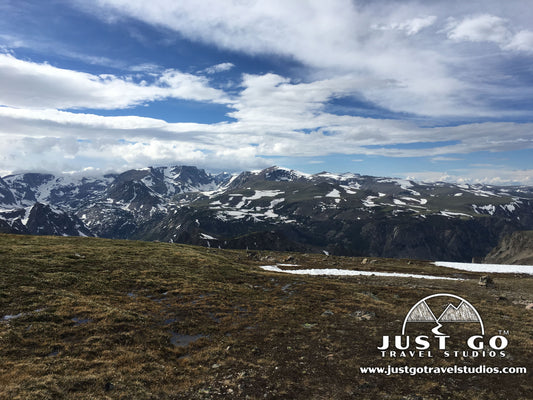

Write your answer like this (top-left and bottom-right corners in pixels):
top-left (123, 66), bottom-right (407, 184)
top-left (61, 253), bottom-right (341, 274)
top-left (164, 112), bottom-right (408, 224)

top-left (247, 166), bottom-right (311, 181)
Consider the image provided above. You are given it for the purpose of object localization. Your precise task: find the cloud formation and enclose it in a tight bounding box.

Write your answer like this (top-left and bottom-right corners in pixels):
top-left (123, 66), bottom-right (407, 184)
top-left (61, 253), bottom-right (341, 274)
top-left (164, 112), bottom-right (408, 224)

top-left (1, 76), bottom-right (532, 175)
top-left (203, 62), bottom-right (235, 74)
top-left (406, 168), bottom-right (533, 186)
top-left (1, 47), bottom-right (533, 178)
top-left (1, 1), bottom-right (532, 185)
top-left (446, 14), bottom-right (533, 52)
top-left (77, 0), bottom-right (533, 118)
top-left (372, 15), bottom-right (437, 35)
top-left (0, 54), bottom-right (230, 109)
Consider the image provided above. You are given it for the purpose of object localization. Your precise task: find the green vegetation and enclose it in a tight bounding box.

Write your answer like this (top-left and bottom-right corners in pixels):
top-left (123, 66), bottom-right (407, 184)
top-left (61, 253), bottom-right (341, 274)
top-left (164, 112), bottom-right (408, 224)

top-left (0, 234), bottom-right (531, 399)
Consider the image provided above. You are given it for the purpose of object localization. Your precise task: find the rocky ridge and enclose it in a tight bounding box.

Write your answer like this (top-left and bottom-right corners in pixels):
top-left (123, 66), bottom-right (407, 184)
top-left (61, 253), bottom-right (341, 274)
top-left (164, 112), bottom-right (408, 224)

top-left (1, 165), bottom-right (533, 261)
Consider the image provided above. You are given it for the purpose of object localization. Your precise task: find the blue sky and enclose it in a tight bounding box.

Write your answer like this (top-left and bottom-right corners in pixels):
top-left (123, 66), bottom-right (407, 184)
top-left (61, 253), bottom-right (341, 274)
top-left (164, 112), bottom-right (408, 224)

top-left (1, 0), bottom-right (533, 184)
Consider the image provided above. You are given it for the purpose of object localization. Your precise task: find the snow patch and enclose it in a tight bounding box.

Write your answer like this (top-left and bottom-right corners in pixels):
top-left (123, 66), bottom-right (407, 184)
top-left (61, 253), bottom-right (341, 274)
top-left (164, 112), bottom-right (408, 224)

top-left (316, 172), bottom-right (342, 180)
top-left (472, 204), bottom-right (495, 215)
top-left (264, 209), bottom-right (278, 218)
top-left (326, 189), bottom-right (341, 198)
top-left (248, 190), bottom-right (284, 200)
top-left (260, 266), bottom-right (463, 281)
top-left (269, 198), bottom-right (284, 208)
top-left (362, 196), bottom-right (378, 207)
top-left (434, 261), bottom-right (533, 275)
top-left (235, 199), bottom-right (247, 208)
top-left (440, 211), bottom-right (472, 218)
top-left (501, 203), bottom-right (517, 213)
top-left (266, 167), bottom-right (311, 180)
top-left (377, 178), bottom-right (413, 189)
top-left (340, 183), bottom-right (361, 193)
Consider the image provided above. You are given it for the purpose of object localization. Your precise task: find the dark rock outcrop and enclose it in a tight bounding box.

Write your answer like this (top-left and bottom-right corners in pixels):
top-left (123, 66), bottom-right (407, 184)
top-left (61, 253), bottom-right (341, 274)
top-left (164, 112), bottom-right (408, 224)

top-left (484, 231), bottom-right (533, 265)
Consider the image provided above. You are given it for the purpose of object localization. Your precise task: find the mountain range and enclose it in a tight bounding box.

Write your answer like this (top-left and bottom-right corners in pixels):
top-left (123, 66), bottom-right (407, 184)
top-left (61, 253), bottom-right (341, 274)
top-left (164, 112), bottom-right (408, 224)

top-left (1, 165), bottom-right (533, 262)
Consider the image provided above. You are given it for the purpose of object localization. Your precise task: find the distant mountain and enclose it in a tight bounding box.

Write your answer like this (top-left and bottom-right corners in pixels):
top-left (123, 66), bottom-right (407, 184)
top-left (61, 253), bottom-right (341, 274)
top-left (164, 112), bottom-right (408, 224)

top-left (0, 202), bottom-right (91, 237)
top-left (2, 165), bottom-right (533, 261)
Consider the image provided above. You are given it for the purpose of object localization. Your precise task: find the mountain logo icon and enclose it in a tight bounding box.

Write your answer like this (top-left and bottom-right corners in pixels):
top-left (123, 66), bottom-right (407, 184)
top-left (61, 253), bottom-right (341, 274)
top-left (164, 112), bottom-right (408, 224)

top-left (402, 294), bottom-right (484, 336)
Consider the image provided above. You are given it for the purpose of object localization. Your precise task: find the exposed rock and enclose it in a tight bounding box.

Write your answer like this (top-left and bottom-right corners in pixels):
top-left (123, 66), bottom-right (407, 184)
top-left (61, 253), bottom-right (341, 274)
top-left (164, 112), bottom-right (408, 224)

top-left (26, 203), bottom-right (93, 237)
top-left (350, 310), bottom-right (376, 321)
top-left (478, 275), bottom-right (494, 288)
top-left (485, 231), bottom-right (533, 265)
top-left (362, 291), bottom-right (380, 301)
top-left (284, 255), bottom-right (295, 263)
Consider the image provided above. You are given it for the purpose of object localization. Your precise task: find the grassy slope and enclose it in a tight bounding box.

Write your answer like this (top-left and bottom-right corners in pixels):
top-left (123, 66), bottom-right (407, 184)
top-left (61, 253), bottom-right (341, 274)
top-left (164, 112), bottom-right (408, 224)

top-left (0, 234), bottom-right (531, 399)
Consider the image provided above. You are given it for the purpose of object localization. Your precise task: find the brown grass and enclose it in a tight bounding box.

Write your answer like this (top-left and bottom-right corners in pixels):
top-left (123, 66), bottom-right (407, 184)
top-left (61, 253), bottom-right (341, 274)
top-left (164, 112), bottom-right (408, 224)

top-left (0, 234), bottom-right (531, 399)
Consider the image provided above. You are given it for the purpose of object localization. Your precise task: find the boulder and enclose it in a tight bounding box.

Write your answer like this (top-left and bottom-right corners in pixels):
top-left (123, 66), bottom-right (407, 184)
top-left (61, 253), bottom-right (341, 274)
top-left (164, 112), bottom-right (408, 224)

top-left (478, 275), bottom-right (494, 288)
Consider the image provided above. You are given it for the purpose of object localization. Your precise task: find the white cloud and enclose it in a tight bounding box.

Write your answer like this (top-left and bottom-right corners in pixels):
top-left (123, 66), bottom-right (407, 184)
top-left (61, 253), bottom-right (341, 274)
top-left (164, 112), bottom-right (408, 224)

top-left (446, 14), bottom-right (533, 53)
top-left (2, 1), bottom-right (533, 182)
top-left (203, 62), bottom-right (235, 74)
top-left (74, 0), bottom-right (533, 119)
top-left (446, 14), bottom-right (511, 44)
top-left (431, 156), bottom-right (463, 162)
top-left (504, 30), bottom-right (533, 52)
top-left (0, 53), bottom-right (231, 110)
top-left (129, 63), bottom-right (162, 72)
top-left (373, 15), bottom-right (437, 36)
top-left (405, 168), bottom-right (533, 186)
top-left (1, 53), bottom-right (532, 172)
top-left (78, 0), bottom-right (465, 116)
top-left (1, 97), bottom-right (533, 175)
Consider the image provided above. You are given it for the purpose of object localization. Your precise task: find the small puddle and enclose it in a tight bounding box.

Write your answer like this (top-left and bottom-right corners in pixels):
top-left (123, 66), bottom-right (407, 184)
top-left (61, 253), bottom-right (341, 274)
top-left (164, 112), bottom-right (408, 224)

top-left (169, 332), bottom-right (207, 347)
top-left (46, 346), bottom-right (62, 357)
top-left (47, 349), bottom-right (60, 357)
top-left (72, 317), bottom-right (92, 326)
top-left (281, 283), bottom-right (293, 292)
top-left (2, 313), bottom-right (24, 321)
